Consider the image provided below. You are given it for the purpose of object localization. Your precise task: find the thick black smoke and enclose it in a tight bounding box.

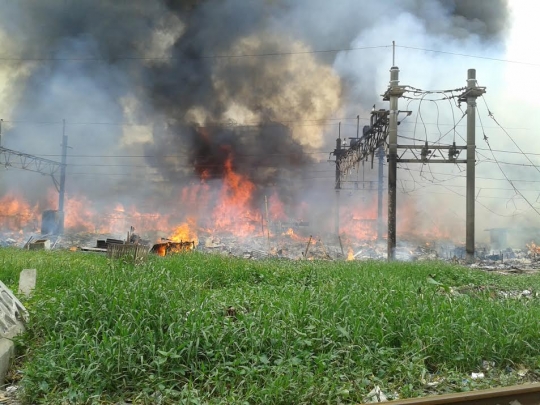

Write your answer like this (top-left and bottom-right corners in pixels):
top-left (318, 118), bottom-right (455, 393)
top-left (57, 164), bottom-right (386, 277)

top-left (451, 0), bottom-right (509, 37)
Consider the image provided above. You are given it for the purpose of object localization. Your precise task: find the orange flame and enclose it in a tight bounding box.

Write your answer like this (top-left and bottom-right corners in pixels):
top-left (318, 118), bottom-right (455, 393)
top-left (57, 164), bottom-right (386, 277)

top-left (169, 217), bottom-right (198, 245)
top-left (0, 193), bottom-right (39, 231)
top-left (527, 241), bottom-right (540, 256)
top-left (347, 248), bottom-right (354, 261)
top-left (283, 228), bottom-right (295, 237)
top-left (211, 155), bottom-right (261, 237)
top-left (64, 194), bottom-right (98, 232)
top-left (155, 244), bottom-right (167, 257)
top-left (339, 196), bottom-right (378, 241)
top-left (282, 227), bottom-right (309, 242)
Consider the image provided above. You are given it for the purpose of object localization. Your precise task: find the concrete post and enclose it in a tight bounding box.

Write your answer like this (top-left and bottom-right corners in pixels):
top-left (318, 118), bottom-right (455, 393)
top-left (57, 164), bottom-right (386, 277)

top-left (58, 119), bottom-right (68, 234)
top-left (466, 69), bottom-right (477, 263)
top-left (335, 134), bottom-right (342, 235)
top-left (387, 67), bottom-right (400, 261)
top-left (377, 146), bottom-right (384, 240)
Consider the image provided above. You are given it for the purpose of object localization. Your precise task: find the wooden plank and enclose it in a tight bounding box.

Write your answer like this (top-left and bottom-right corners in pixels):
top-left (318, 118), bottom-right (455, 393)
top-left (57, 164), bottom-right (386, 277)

top-left (80, 247), bottom-right (107, 252)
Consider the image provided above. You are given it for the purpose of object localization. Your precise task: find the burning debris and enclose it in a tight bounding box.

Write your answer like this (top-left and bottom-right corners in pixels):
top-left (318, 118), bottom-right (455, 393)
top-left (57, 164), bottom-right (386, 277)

top-left (3, 218), bottom-right (540, 276)
top-left (151, 240), bottom-right (195, 257)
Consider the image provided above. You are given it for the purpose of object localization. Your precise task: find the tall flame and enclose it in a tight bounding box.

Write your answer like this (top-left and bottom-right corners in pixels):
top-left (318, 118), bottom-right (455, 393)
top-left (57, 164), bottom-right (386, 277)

top-left (211, 155), bottom-right (261, 237)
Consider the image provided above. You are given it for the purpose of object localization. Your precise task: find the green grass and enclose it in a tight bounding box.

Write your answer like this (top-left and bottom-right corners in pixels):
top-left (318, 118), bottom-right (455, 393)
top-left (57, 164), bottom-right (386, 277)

top-left (1, 248), bottom-right (540, 404)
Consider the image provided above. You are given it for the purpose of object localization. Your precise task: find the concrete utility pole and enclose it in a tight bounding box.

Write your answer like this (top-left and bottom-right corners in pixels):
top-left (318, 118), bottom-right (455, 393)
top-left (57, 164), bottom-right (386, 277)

top-left (58, 119), bottom-right (68, 234)
top-left (334, 123), bottom-right (342, 235)
top-left (385, 66), bottom-right (404, 261)
top-left (465, 71), bottom-right (476, 263)
top-left (459, 69), bottom-right (485, 262)
top-left (377, 146), bottom-right (384, 240)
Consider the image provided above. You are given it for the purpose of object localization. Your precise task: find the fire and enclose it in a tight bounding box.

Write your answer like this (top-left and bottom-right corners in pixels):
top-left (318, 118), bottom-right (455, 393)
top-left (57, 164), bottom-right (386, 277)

top-left (3, 140), bottom-right (467, 251)
top-left (347, 247), bottom-right (354, 261)
top-left (155, 244), bottom-right (167, 257)
top-left (527, 241), bottom-right (540, 256)
top-left (2, 142), bottom-right (293, 243)
top-left (64, 194), bottom-right (99, 232)
top-left (283, 228), bottom-right (295, 237)
top-left (211, 155), bottom-right (261, 237)
top-left (169, 218), bottom-right (198, 245)
top-left (268, 191), bottom-right (286, 221)
top-left (339, 196), bottom-right (378, 241)
top-left (281, 227), bottom-right (309, 242)
top-left (0, 193), bottom-right (39, 231)
top-left (152, 241), bottom-right (195, 257)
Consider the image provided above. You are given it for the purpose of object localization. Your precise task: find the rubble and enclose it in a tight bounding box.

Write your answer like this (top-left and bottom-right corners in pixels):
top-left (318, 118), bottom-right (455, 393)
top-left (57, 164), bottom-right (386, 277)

top-left (365, 385), bottom-right (389, 403)
top-left (28, 239), bottom-right (51, 250)
top-left (18, 269), bottom-right (37, 297)
top-left (0, 238), bottom-right (17, 248)
top-left (1, 228), bottom-right (540, 274)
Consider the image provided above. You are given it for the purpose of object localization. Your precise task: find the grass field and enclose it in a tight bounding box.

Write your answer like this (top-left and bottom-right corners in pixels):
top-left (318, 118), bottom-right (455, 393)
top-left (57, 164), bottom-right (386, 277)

top-left (1, 248), bottom-right (540, 404)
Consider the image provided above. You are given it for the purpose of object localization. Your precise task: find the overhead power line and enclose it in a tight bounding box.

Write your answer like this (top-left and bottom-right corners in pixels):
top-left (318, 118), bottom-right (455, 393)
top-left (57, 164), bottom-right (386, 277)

top-left (0, 117), bottom-right (533, 131)
top-left (480, 96), bottom-right (540, 176)
top-left (33, 151), bottom-right (329, 158)
top-left (0, 45), bottom-right (390, 62)
top-left (2, 117), bottom-right (368, 125)
top-left (395, 45), bottom-right (540, 67)
top-left (476, 107), bottom-right (540, 217)
top-left (0, 43), bottom-right (535, 67)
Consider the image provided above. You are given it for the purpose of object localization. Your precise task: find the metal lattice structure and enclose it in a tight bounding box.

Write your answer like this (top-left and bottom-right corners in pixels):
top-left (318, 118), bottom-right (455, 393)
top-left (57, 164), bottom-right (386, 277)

top-left (0, 146), bottom-right (64, 190)
top-left (334, 109), bottom-right (389, 186)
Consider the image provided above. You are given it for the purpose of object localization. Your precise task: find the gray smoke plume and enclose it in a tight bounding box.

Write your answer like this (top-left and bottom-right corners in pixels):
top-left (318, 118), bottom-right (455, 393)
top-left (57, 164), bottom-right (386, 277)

top-left (0, 0), bottom-right (511, 235)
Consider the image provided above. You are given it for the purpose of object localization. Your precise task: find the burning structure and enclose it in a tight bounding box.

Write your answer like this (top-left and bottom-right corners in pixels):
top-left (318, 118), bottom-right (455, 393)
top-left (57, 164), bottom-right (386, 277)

top-left (2, 0), bottom-right (535, 258)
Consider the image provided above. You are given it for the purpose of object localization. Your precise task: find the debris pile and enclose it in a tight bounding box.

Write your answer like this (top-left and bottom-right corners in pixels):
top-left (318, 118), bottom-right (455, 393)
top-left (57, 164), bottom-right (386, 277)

top-left (2, 227), bottom-right (540, 272)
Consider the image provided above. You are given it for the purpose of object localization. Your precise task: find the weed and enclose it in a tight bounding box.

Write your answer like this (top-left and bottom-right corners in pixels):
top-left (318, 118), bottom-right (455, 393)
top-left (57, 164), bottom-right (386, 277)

top-left (1, 249), bottom-right (540, 403)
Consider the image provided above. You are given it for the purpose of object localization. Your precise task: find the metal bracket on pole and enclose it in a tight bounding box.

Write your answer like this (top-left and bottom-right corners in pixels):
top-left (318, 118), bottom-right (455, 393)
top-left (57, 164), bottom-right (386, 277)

top-left (396, 144), bottom-right (467, 164)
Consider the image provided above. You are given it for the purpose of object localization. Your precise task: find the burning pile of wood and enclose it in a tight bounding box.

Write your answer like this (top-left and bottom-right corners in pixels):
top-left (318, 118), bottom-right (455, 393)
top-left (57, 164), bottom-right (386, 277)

top-left (151, 239), bottom-right (196, 257)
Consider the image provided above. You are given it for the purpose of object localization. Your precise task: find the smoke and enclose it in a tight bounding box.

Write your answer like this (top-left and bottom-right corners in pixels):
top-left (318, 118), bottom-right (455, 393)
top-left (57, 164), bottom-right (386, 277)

top-left (143, 33), bottom-right (342, 205)
top-left (0, 0), bottom-right (517, 241)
